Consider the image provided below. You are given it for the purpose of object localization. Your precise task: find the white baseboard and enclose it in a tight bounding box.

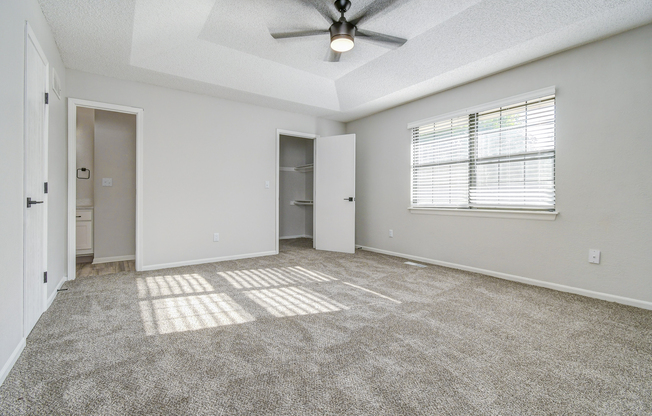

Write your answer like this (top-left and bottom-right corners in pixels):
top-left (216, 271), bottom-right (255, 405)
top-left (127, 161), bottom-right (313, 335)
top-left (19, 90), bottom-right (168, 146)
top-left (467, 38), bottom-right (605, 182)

top-left (141, 251), bottom-right (277, 272)
top-left (93, 255), bottom-right (135, 264)
top-left (359, 246), bottom-right (652, 311)
top-left (279, 235), bottom-right (313, 240)
top-left (0, 338), bottom-right (25, 387)
top-left (46, 276), bottom-right (67, 309)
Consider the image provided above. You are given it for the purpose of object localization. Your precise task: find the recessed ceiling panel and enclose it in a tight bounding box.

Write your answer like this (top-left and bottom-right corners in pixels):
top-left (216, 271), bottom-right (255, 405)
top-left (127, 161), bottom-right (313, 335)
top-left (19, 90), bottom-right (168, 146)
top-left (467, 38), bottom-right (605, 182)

top-left (37, 0), bottom-right (652, 121)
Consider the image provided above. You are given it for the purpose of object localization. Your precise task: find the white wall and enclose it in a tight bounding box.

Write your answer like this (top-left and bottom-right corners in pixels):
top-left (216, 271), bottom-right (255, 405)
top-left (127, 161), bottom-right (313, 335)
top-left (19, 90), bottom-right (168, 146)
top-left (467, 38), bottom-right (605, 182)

top-left (67, 70), bottom-right (345, 269)
top-left (0, 0), bottom-right (67, 384)
top-left (348, 24), bottom-right (652, 306)
top-left (76, 107), bottom-right (94, 206)
top-left (93, 110), bottom-right (137, 260)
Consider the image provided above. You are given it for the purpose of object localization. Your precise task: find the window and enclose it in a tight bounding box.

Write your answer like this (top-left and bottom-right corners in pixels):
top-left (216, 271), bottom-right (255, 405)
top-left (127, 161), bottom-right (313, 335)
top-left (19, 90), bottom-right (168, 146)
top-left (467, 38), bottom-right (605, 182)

top-left (410, 91), bottom-right (555, 211)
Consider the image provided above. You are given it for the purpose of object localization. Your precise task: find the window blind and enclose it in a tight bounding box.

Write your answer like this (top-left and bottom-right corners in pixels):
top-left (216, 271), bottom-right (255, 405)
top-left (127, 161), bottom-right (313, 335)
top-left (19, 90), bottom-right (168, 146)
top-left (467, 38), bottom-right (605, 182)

top-left (411, 94), bottom-right (555, 210)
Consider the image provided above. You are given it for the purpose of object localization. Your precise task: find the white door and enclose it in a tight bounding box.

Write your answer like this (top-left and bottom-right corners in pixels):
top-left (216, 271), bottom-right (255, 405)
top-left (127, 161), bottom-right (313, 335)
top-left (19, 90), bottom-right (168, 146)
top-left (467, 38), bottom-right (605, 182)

top-left (314, 134), bottom-right (356, 253)
top-left (24, 24), bottom-right (49, 336)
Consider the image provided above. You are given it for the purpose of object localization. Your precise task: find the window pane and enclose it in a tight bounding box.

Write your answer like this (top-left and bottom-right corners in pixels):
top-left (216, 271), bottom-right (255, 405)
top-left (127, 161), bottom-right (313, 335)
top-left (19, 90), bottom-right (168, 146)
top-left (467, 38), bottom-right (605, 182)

top-left (412, 163), bottom-right (469, 207)
top-left (471, 157), bottom-right (555, 208)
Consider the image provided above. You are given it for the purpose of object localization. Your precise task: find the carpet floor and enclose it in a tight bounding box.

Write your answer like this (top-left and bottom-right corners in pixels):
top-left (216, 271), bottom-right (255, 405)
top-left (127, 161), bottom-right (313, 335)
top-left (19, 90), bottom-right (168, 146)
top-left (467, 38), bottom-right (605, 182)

top-left (1, 238), bottom-right (651, 415)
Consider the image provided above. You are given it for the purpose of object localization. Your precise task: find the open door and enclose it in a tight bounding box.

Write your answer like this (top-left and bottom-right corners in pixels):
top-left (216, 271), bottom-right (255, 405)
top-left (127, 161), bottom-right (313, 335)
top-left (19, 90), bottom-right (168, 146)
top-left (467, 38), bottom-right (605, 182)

top-left (314, 134), bottom-right (356, 253)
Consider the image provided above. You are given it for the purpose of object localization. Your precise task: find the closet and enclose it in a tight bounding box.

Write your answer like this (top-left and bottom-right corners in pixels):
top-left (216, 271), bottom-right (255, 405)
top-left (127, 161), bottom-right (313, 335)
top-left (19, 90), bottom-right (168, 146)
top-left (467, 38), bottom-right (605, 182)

top-left (279, 135), bottom-right (314, 242)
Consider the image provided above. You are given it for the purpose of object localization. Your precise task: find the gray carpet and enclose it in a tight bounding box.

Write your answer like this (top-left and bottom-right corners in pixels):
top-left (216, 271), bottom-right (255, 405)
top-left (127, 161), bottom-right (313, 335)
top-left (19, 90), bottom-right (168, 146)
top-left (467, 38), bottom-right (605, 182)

top-left (1, 238), bottom-right (651, 415)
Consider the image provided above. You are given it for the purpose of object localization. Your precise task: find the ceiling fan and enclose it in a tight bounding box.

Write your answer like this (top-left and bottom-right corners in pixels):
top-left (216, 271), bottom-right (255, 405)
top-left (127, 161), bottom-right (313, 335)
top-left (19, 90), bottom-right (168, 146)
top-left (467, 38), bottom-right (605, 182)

top-left (270, 0), bottom-right (408, 62)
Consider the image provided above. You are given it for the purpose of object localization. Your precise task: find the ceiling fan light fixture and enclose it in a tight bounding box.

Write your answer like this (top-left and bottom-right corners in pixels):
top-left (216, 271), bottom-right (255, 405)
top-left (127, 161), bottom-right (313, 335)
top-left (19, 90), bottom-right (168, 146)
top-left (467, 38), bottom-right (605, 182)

top-left (331, 34), bottom-right (354, 52)
top-left (329, 20), bottom-right (356, 53)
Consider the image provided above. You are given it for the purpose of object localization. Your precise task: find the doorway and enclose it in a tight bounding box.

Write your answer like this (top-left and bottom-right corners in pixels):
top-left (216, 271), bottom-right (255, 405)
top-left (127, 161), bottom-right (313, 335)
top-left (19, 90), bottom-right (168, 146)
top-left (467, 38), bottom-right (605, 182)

top-left (278, 133), bottom-right (315, 249)
top-left (67, 99), bottom-right (144, 277)
top-left (275, 129), bottom-right (356, 254)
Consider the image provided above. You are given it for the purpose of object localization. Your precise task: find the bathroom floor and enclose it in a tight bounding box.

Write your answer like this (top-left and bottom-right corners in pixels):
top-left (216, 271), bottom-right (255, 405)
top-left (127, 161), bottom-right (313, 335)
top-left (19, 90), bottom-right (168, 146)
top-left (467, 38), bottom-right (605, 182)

top-left (76, 260), bottom-right (136, 278)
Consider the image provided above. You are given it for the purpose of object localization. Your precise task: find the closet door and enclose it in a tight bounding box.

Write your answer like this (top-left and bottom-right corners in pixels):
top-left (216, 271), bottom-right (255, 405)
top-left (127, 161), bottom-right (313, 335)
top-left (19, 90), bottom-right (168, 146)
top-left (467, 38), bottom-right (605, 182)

top-left (314, 134), bottom-right (355, 254)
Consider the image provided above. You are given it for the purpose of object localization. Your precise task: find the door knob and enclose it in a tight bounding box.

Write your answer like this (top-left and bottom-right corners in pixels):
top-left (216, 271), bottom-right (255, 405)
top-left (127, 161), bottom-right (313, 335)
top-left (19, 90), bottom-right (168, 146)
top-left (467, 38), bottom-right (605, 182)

top-left (27, 197), bottom-right (44, 208)
top-left (344, 197), bottom-right (354, 201)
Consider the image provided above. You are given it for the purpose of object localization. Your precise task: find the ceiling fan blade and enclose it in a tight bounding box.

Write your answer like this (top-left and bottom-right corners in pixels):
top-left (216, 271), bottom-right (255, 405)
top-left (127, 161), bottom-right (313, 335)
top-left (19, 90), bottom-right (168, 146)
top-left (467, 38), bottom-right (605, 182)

top-left (296, 0), bottom-right (337, 24)
top-left (325, 48), bottom-right (342, 62)
top-left (356, 29), bottom-right (407, 47)
top-left (271, 30), bottom-right (330, 39)
top-left (349, 0), bottom-right (408, 27)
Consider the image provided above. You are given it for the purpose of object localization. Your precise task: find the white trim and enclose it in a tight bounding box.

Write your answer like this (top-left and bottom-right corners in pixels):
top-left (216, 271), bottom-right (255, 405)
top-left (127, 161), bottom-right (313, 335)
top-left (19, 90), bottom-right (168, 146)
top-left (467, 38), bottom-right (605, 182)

top-left (67, 98), bottom-right (144, 279)
top-left (276, 129), bottom-right (318, 255)
top-left (46, 276), bottom-right (66, 309)
top-left (0, 338), bottom-right (26, 387)
top-left (407, 86), bottom-right (556, 129)
top-left (279, 234), bottom-right (313, 240)
top-left (408, 207), bottom-right (558, 221)
top-left (141, 251), bottom-right (277, 272)
top-left (358, 246), bottom-right (652, 311)
top-left (92, 255), bottom-right (135, 264)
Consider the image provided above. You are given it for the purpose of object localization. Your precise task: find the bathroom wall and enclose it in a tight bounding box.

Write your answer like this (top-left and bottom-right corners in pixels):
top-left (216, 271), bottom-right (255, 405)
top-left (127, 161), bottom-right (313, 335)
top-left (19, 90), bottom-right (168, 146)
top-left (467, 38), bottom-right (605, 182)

top-left (93, 110), bottom-right (137, 261)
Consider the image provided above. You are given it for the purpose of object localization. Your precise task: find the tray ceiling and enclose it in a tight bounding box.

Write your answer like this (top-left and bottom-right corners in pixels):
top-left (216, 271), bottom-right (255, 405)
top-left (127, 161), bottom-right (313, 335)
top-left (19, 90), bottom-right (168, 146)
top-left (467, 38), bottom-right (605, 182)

top-left (38, 0), bottom-right (652, 121)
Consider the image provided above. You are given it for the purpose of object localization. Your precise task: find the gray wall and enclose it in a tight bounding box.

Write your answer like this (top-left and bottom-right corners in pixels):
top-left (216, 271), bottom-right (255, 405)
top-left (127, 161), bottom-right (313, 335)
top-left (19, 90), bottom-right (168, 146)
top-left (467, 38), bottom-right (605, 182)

top-left (67, 70), bottom-right (345, 269)
top-left (93, 110), bottom-right (137, 259)
top-left (76, 107), bottom-right (94, 206)
top-left (348, 24), bottom-right (652, 305)
top-left (0, 0), bottom-right (67, 383)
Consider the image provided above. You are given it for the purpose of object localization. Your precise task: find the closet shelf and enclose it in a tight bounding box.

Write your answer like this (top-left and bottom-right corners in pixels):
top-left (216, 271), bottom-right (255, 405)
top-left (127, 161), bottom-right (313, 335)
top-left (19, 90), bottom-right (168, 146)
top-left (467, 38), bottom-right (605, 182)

top-left (292, 200), bottom-right (313, 206)
top-left (294, 164), bottom-right (313, 172)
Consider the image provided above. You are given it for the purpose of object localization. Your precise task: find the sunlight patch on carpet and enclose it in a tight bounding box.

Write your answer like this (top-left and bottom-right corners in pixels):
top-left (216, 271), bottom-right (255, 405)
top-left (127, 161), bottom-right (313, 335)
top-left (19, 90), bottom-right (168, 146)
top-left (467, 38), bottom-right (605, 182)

top-left (139, 293), bottom-right (254, 335)
top-left (244, 286), bottom-right (348, 317)
top-left (218, 266), bottom-right (337, 289)
top-left (136, 274), bottom-right (214, 298)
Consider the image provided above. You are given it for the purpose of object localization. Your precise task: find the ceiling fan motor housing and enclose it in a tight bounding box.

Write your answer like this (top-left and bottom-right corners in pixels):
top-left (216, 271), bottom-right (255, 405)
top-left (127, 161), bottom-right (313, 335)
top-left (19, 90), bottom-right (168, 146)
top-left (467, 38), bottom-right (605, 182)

top-left (330, 20), bottom-right (356, 41)
top-left (330, 20), bottom-right (356, 51)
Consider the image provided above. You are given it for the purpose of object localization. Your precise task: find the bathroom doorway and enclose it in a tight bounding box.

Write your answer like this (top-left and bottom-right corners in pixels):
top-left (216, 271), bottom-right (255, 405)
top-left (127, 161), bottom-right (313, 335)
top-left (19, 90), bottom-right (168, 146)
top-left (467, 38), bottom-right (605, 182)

top-left (67, 99), bottom-right (144, 277)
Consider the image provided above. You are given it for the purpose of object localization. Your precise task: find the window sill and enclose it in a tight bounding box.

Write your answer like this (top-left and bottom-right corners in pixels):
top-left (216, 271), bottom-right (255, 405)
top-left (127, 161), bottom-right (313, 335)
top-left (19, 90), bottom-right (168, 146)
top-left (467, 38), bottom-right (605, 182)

top-left (408, 207), bottom-right (558, 221)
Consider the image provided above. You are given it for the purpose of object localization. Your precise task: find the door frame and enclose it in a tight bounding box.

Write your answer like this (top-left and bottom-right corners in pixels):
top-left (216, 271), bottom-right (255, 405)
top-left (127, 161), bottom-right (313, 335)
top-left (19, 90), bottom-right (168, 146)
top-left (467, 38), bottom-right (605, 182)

top-left (23, 22), bottom-right (49, 333)
top-left (67, 99), bottom-right (144, 277)
top-left (275, 129), bottom-right (318, 254)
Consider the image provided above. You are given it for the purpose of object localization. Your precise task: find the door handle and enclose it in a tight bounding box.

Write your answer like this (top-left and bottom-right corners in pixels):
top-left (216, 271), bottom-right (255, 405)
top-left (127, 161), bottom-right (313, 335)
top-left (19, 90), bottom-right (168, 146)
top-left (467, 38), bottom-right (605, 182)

top-left (344, 197), bottom-right (354, 202)
top-left (27, 197), bottom-right (44, 208)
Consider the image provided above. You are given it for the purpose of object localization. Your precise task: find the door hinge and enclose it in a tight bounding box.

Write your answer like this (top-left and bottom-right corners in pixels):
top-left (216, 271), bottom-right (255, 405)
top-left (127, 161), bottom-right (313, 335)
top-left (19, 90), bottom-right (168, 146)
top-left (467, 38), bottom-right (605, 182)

top-left (43, 271), bottom-right (48, 283)
top-left (45, 92), bottom-right (49, 105)
top-left (44, 182), bottom-right (48, 193)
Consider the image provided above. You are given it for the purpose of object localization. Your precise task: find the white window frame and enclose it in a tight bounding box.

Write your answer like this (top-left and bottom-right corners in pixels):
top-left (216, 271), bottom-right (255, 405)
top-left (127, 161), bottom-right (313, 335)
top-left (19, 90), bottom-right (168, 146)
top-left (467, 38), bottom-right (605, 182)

top-left (407, 87), bottom-right (558, 221)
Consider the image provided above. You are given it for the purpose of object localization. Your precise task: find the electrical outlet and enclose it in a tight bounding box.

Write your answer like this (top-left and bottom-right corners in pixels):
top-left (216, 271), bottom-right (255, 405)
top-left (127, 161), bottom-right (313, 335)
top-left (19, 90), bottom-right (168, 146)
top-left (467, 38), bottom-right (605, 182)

top-left (213, 233), bottom-right (220, 242)
top-left (102, 178), bottom-right (112, 187)
top-left (589, 249), bottom-right (600, 264)
top-left (389, 229), bottom-right (393, 238)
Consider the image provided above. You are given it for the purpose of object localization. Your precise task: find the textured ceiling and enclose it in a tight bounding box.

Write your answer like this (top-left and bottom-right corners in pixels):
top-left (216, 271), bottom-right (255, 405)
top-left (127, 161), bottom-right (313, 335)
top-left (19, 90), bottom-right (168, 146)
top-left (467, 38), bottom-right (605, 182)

top-left (38, 0), bottom-right (652, 122)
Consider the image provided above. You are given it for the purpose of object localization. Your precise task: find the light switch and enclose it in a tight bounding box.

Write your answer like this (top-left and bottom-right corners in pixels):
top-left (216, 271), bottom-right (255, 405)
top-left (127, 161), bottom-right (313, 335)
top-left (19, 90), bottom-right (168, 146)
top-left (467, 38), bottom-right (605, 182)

top-left (265, 181), bottom-right (270, 189)
top-left (102, 178), bottom-right (112, 187)
top-left (589, 249), bottom-right (600, 264)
